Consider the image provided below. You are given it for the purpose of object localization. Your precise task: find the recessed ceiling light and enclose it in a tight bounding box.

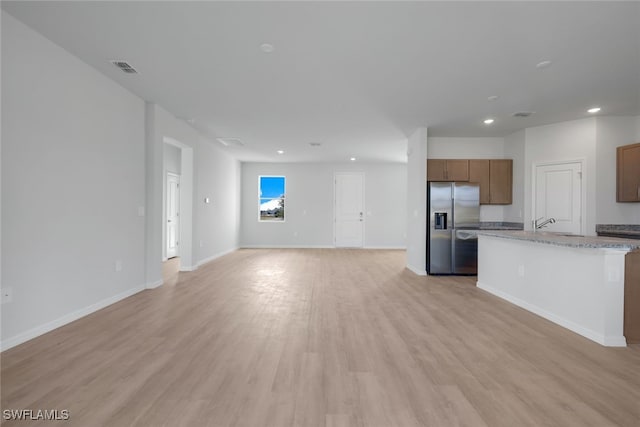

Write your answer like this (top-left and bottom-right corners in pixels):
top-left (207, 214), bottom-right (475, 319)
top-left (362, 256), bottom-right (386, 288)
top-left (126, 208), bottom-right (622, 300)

top-left (260, 43), bottom-right (275, 53)
top-left (536, 60), bottom-right (552, 69)
top-left (277, 150), bottom-right (284, 154)
top-left (350, 157), bottom-right (356, 161)
top-left (587, 107), bottom-right (601, 114)
top-left (487, 95), bottom-right (499, 102)
top-left (483, 118), bottom-right (495, 125)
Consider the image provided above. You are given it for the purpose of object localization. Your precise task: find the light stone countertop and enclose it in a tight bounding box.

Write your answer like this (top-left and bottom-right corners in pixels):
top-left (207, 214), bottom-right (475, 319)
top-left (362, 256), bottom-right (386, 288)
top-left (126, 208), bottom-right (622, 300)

top-left (476, 230), bottom-right (640, 250)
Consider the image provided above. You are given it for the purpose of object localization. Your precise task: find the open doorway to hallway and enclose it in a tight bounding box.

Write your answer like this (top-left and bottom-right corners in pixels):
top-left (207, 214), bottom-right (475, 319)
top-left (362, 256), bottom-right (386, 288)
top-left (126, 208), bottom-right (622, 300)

top-left (163, 142), bottom-right (181, 271)
top-left (161, 136), bottom-right (194, 272)
top-left (166, 172), bottom-right (180, 259)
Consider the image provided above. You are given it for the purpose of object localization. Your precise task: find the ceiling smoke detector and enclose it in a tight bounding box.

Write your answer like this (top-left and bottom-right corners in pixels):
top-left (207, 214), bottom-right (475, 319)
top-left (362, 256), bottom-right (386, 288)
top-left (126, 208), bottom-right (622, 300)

top-left (110, 60), bottom-right (138, 74)
top-left (512, 111), bottom-right (535, 118)
top-left (216, 137), bottom-right (244, 147)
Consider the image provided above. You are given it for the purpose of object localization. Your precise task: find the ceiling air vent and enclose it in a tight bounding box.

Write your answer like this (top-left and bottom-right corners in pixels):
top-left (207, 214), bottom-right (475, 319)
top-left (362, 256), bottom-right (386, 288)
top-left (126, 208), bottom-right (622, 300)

top-left (110, 60), bottom-right (138, 74)
top-left (216, 137), bottom-right (244, 147)
top-left (512, 111), bottom-right (534, 118)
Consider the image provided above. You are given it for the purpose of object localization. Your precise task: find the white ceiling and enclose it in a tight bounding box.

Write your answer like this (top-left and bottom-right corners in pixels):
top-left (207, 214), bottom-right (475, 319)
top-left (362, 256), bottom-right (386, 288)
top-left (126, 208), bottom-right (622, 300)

top-left (3, 1), bottom-right (639, 163)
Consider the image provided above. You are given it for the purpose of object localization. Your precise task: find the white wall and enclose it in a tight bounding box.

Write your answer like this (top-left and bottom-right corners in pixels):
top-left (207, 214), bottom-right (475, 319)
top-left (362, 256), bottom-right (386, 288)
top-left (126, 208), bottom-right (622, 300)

top-left (406, 128), bottom-right (428, 274)
top-left (193, 134), bottom-right (241, 264)
top-left (240, 162), bottom-right (407, 249)
top-left (503, 130), bottom-right (526, 223)
top-left (1, 12), bottom-right (146, 348)
top-left (595, 116), bottom-right (640, 225)
top-left (524, 118), bottom-right (598, 234)
top-left (427, 137), bottom-right (505, 158)
top-left (164, 144), bottom-right (182, 175)
top-left (427, 137), bottom-right (507, 222)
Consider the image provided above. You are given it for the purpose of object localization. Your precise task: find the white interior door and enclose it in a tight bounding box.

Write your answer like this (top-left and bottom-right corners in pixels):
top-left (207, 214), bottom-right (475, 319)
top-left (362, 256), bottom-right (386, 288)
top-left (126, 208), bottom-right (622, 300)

top-left (166, 173), bottom-right (180, 258)
top-left (534, 162), bottom-right (582, 234)
top-left (334, 172), bottom-right (364, 247)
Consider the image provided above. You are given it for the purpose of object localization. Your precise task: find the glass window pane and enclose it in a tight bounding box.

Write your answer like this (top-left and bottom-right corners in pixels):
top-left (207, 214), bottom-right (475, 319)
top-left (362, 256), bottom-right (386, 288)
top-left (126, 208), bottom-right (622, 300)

top-left (259, 176), bottom-right (285, 222)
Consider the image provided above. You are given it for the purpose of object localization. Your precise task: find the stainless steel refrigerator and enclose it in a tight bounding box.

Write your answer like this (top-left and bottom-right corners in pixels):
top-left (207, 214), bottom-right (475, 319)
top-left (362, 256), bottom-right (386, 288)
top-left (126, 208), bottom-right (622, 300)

top-left (427, 182), bottom-right (480, 275)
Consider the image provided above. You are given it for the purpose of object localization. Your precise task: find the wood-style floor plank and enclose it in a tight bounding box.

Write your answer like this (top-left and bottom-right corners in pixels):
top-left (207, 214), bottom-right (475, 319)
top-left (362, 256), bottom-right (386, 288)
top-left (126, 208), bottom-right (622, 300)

top-left (2, 249), bottom-right (640, 426)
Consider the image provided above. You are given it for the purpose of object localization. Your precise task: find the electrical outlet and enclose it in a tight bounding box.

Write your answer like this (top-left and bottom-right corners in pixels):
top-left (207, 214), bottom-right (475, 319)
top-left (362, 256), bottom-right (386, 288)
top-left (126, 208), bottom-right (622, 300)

top-left (138, 206), bottom-right (145, 217)
top-left (1, 287), bottom-right (13, 304)
top-left (199, 240), bottom-right (204, 248)
top-left (517, 265), bottom-right (525, 277)
top-left (115, 260), bottom-right (123, 272)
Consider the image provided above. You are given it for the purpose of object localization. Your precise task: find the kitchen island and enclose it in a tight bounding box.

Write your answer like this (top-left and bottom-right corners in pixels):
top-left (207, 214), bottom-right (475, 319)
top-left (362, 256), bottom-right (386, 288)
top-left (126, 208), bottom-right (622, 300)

top-left (476, 230), bottom-right (640, 347)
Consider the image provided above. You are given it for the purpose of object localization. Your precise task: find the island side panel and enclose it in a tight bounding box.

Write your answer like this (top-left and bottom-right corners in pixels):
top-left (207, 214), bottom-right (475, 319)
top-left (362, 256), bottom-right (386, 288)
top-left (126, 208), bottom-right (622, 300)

top-left (477, 235), bottom-right (627, 347)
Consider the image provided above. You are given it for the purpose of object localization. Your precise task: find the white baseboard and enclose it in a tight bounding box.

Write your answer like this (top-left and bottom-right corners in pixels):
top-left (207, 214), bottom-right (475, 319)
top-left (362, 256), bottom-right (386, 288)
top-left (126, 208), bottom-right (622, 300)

top-left (363, 246), bottom-right (406, 250)
top-left (476, 281), bottom-right (627, 347)
top-left (1, 285), bottom-right (146, 352)
top-left (239, 245), bottom-right (406, 250)
top-left (240, 245), bottom-right (334, 249)
top-left (406, 264), bottom-right (427, 276)
top-left (196, 247), bottom-right (238, 268)
top-left (146, 279), bottom-right (163, 289)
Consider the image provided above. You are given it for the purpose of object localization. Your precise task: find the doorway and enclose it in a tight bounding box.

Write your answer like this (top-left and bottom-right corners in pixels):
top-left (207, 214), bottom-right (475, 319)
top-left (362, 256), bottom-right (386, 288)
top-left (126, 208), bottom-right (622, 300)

top-left (533, 161), bottom-right (583, 234)
top-left (162, 136), bottom-right (193, 271)
top-left (334, 172), bottom-right (365, 247)
top-left (166, 172), bottom-right (180, 259)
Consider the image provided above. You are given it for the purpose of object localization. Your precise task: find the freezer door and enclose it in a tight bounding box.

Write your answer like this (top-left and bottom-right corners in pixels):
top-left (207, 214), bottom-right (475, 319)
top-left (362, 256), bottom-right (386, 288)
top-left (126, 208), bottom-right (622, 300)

top-left (427, 182), bottom-right (453, 274)
top-left (452, 229), bottom-right (478, 275)
top-left (453, 182), bottom-right (480, 229)
top-left (429, 229), bottom-right (452, 274)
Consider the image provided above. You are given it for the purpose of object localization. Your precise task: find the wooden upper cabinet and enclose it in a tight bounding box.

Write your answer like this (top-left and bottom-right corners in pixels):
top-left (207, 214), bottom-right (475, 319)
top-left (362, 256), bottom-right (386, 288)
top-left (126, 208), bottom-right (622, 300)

top-left (426, 159), bottom-right (469, 181)
top-left (426, 159), bottom-right (447, 181)
top-left (446, 160), bottom-right (469, 181)
top-left (489, 159), bottom-right (513, 204)
top-left (468, 160), bottom-right (490, 204)
top-left (426, 158), bottom-right (512, 204)
top-left (617, 142), bottom-right (640, 202)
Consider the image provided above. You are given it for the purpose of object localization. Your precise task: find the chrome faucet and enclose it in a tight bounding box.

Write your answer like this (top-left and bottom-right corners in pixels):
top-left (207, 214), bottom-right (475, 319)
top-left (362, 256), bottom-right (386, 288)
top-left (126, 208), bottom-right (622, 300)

top-left (534, 217), bottom-right (556, 230)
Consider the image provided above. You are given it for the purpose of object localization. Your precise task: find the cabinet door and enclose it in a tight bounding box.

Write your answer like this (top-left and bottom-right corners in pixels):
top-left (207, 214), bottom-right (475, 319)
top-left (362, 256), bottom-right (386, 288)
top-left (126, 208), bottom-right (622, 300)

top-left (446, 160), bottom-right (469, 181)
top-left (468, 160), bottom-right (490, 204)
top-left (624, 250), bottom-right (640, 343)
top-left (617, 143), bottom-right (640, 202)
top-left (427, 159), bottom-right (446, 181)
top-left (489, 159), bottom-right (512, 204)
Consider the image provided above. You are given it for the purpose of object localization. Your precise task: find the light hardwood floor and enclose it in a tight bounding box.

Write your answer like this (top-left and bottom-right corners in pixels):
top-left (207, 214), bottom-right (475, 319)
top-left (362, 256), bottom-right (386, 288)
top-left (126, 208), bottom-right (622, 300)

top-left (2, 249), bottom-right (640, 426)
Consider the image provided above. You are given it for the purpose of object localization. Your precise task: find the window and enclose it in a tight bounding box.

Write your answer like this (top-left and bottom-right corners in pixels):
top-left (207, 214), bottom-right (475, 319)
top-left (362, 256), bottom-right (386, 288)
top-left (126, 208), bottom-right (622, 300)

top-left (259, 176), bottom-right (285, 221)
